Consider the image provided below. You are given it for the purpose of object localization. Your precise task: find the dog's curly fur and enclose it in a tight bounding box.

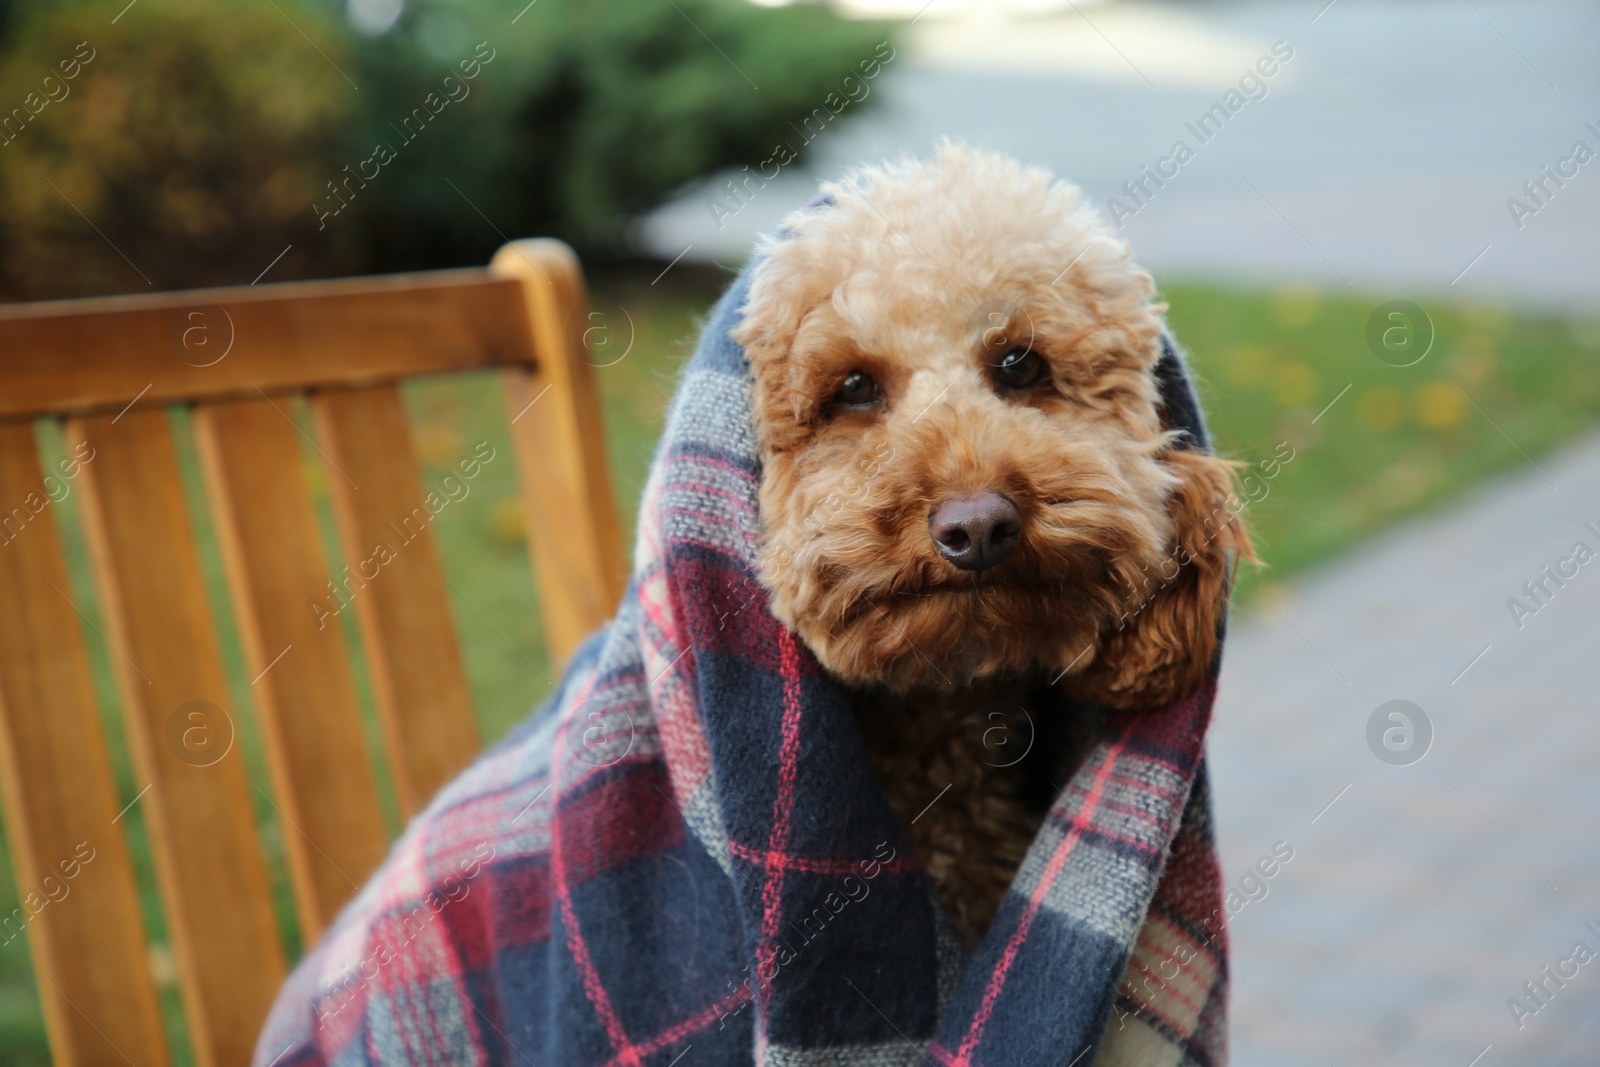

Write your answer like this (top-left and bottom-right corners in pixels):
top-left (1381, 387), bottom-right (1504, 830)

top-left (734, 144), bottom-right (1250, 945)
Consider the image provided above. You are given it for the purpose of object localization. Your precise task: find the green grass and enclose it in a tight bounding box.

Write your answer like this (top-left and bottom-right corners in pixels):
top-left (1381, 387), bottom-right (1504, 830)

top-left (0, 269), bottom-right (1597, 1063)
top-left (1161, 284), bottom-right (1600, 593)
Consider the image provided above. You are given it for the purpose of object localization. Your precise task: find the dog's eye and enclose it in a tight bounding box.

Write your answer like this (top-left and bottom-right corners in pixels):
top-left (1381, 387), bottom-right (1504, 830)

top-left (992, 348), bottom-right (1046, 390)
top-left (833, 370), bottom-right (881, 409)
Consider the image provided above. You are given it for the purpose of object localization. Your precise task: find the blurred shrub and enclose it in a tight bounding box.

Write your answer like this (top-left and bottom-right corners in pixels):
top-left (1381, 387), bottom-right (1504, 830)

top-left (0, 0), bottom-right (890, 298)
top-left (0, 0), bottom-right (356, 298)
top-left (345, 0), bottom-right (889, 270)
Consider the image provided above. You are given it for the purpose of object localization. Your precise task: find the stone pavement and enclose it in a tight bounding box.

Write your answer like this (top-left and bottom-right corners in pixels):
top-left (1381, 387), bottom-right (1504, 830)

top-left (1210, 430), bottom-right (1600, 1066)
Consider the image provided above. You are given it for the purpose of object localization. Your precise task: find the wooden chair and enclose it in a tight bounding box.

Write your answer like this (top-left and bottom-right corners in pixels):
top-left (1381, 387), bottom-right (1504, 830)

top-left (0, 240), bottom-right (626, 1067)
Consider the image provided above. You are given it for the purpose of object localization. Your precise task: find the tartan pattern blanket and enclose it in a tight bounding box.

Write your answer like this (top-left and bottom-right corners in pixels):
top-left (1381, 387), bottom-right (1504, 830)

top-left (254, 264), bottom-right (1230, 1067)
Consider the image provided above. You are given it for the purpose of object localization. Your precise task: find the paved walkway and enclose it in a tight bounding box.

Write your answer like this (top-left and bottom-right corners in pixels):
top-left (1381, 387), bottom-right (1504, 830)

top-left (642, 0), bottom-right (1600, 310)
top-left (1210, 430), bottom-right (1600, 1067)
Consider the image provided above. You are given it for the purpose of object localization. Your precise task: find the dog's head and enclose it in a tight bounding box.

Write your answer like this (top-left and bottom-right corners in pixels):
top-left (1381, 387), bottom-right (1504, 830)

top-left (734, 144), bottom-right (1249, 705)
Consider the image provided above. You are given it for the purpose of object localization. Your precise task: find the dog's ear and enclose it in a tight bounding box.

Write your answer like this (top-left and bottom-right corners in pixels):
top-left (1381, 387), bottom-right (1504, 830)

top-left (1071, 448), bottom-right (1254, 709)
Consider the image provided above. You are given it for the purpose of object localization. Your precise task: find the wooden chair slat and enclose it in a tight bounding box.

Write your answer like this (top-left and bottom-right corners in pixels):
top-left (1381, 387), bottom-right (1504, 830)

top-left (0, 422), bottom-right (170, 1067)
top-left (490, 240), bottom-right (626, 661)
top-left (0, 239), bottom-right (625, 1065)
top-left (0, 271), bottom-right (531, 421)
top-left (193, 398), bottom-right (389, 938)
top-left (309, 385), bottom-right (480, 816)
top-left (66, 409), bottom-right (285, 1067)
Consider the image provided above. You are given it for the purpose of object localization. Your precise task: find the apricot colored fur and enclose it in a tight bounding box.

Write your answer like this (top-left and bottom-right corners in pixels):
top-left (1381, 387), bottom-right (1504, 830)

top-left (733, 144), bottom-right (1249, 944)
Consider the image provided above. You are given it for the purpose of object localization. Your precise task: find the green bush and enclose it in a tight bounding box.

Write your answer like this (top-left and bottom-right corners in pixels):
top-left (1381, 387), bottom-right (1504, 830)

top-left (0, 0), bottom-right (891, 299)
top-left (342, 0), bottom-right (891, 270)
top-left (0, 0), bottom-right (355, 298)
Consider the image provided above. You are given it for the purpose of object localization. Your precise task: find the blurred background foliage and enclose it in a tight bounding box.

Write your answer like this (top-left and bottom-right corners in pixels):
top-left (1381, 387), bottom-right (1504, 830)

top-left (0, 0), bottom-right (354, 298)
top-left (0, 0), bottom-right (888, 298)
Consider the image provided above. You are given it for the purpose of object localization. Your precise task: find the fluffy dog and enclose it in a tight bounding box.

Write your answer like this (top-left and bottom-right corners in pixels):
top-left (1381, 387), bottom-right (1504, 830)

top-left (733, 144), bottom-right (1251, 945)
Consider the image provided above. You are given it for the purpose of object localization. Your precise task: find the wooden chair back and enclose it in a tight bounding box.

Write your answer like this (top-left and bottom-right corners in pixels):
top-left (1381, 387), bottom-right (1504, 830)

top-left (0, 240), bottom-right (625, 1067)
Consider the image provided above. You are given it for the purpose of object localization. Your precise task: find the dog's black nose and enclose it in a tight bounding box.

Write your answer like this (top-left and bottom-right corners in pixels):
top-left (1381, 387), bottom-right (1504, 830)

top-left (929, 491), bottom-right (1020, 571)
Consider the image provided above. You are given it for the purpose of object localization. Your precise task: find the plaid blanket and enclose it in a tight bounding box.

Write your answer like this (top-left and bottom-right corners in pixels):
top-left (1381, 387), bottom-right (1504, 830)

top-left (254, 263), bottom-right (1230, 1067)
